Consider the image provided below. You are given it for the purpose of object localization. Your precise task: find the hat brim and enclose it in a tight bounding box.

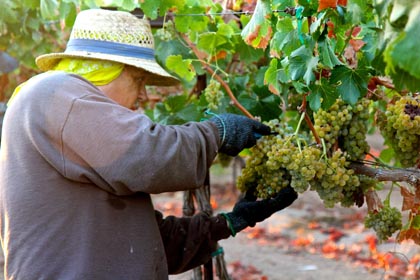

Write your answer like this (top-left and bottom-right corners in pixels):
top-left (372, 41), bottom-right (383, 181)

top-left (36, 51), bottom-right (180, 87)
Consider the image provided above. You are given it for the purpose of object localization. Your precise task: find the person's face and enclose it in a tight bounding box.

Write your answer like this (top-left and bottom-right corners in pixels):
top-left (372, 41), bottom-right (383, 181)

top-left (99, 66), bottom-right (148, 110)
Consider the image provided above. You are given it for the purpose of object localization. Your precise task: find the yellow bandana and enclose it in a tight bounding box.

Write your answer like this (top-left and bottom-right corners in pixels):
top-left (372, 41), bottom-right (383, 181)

top-left (8, 58), bottom-right (124, 106)
top-left (53, 58), bottom-right (124, 86)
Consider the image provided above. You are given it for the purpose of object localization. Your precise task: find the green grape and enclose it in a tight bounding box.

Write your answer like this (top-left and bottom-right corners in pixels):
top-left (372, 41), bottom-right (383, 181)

top-left (309, 149), bottom-right (360, 208)
top-left (377, 95), bottom-right (420, 167)
top-left (313, 99), bottom-right (353, 151)
top-left (340, 98), bottom-right (371, 161)
top-left (236, 120), bottom-right (294, 198)
top-left (364, 206), bottom-right (402, 241)
top-left (155, 21), bottom-right (176, 41)
top-left (204, 79), bottom-right (223, 111)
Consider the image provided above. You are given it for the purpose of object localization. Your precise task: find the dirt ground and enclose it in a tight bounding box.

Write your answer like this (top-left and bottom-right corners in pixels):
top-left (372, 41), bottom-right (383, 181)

top-left (151, 133), bottom-right (420, 280)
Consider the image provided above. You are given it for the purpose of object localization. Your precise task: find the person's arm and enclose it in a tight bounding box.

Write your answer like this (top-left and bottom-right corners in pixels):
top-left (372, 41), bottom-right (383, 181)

top-left (156, 185), bottom-right (298, 274)
top-left (155, 211), bottom-right (231, 274)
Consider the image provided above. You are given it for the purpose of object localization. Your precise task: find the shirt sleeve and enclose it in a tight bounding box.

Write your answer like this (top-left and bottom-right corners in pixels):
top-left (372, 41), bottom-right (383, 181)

top-left (59, 92), bottom-right (221, 195)
top-left (155, 211), bottom-right (231, 274)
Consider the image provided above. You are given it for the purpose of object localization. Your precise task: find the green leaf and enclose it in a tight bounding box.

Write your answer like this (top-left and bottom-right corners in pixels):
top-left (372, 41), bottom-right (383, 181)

top-left (158, 0), bottom-right (186, 17)
top-left (174, 5), bottom-right (209, 33)
top-left (390, 5), bottom-right (420, 80)
top-left (237, 40), bottom-right (265, 64)
top-left (238, 88), bottom-right (282, 122)
top-left (1, 0), bottom-right (19, 24)
top-left (264, 59), bottom-right (281, 95)
top-left (379, 147), bottom-right (395, 164)
top-left (59, 1), bottom-right (77, 27)
top-left (241, 0), bottom-right (272, 49)
top-left (165, 55), bottom-right (195, 82)
top-left (22, 0), bottom-right (39, 9)
top-left (412, 215), bottom-right (420, 230)
top-left (318, 38), bottom-right (342, 69)
top-left (330, 65), bottom-right (370, 105)
top-left (139, 0), bottom-right (160, 19)
top-left (40, 0), bottom-right (59, 19)
top-left (197, 32), bottom-right (227, 54)
top-left (269, 17), bottom-right (294, 56)
top-left (308, 79), bottom-right (338, 111)
top-left (288, 46), bottom-right (318, 85)
top-left (390, 66), bottom-right (420, 92)
top-left (121, 0), bottom-right (138, 11)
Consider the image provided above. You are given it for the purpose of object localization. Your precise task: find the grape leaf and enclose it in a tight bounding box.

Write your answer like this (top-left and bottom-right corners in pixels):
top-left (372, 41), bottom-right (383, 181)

top-left (288, 46), bottom-right (318, 85)
top-left (241, 0), bottom-right (272, 49)
top-left (237, 40), bottom-right (265, 64)
top-left (197, 32), bottom-right (228, 55)
top-left (264, 59), bottom-right (281, 95)
top-left (40, 0), bottom-right (59, 20)
top-left (174, 5), bottom-right (209, 33)
top-left (139, 0), bottom-right (161, 19)
top-left (308, 79), bottom-right (338, 111)
top-left (330, 65), bottom-right (370, 105)
top-left (166, 55), bottom-right (195, 82)
top-left (318, 38), bottom-right (342, 68)
top-left (390, 4), bottom-right (420, 80)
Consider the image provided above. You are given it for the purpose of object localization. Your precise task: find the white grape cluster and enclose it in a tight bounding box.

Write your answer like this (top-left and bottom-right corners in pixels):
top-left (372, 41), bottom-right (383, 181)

top-left (204, 79), bottom-right (224, 111)
top-left (155, 21), bottom-right (176, 41)
top-left (236, 98), bottom-right (374, 208)
top-left (378, 95), bottom-right (420, 167)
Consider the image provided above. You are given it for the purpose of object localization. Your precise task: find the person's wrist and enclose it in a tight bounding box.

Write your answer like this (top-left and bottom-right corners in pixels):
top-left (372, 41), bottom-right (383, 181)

top-left (221, 212), bottom-right (237, 237)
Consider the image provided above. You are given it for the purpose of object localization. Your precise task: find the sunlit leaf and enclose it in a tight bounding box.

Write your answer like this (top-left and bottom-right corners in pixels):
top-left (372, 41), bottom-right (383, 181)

top-left (241, 0), bottom-right (272, 49)
top-left (166, 55), bottom-right (195, 82)
top-left (264, 59), bottom-right (281, 95)
top-left (197, 32), bottom-right (227, 55)
top-left (40, 0), bottom-right (59, 20)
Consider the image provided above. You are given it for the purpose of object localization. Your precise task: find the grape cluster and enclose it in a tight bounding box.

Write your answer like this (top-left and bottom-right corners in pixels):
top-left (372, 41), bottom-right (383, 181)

top-left (203, 79), bottom-right (224, 111)
top-left (155, 21), bottom-right (176, 41)
top-left (364, 206), bottom-right (402, 241)
top-left (309, 150), bottom-right (360, 208)
top-left (236, 120), bottom-right (363, 207)
top-left (313, 98), bottom-right (371, 161)
top-left (377, 95), bottom-right (420, 167)
top-left (340, 98), bottom-right (371, 161)
top-left (236, 98), bottom-right (374, 208)
top-left (313, 99), bottom-right (353, 151)
top-left (236, 120), bottom-right (293, 198)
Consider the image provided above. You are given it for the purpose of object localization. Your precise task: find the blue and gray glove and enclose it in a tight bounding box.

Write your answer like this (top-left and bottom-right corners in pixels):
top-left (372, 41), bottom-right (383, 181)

top-left (222, 185), bottom-right (298, 236)
top-left (209, 113), bottom-right (271, 156)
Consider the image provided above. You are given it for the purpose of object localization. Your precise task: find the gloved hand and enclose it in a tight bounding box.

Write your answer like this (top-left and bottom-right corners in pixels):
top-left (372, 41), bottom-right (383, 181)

top-left (222, 185), bottom-right (298, 236)
top-left (209, 113), bottom-right (271, 156)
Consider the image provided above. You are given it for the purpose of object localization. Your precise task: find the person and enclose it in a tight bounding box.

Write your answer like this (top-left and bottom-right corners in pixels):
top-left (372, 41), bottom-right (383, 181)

top-left (0, 8), bottom-right (298, 279)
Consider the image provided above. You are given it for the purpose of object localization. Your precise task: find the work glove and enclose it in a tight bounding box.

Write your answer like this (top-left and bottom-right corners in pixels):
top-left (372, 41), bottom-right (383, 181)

top-left (222, 185), bottom-right (298, 236)
top-left (209, 113), bottom-right (271, 156)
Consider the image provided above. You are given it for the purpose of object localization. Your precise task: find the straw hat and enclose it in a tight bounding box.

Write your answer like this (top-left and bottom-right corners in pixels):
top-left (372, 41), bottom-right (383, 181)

top-left (36, 9), bottom-right (179, 86)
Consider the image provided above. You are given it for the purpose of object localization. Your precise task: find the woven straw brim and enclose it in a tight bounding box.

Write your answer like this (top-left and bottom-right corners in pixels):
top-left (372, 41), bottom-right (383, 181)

top-left (36, 52), bottom-right (179, 86)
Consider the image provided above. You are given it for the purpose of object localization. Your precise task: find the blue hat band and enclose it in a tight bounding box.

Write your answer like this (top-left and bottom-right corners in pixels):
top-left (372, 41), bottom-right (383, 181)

top-left (65, 39), bottom-right (155, 60)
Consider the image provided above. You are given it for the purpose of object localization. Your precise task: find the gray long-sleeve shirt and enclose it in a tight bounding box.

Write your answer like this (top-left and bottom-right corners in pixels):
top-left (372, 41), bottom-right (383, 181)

top-left (0, 72), bottom-right (221, 279)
